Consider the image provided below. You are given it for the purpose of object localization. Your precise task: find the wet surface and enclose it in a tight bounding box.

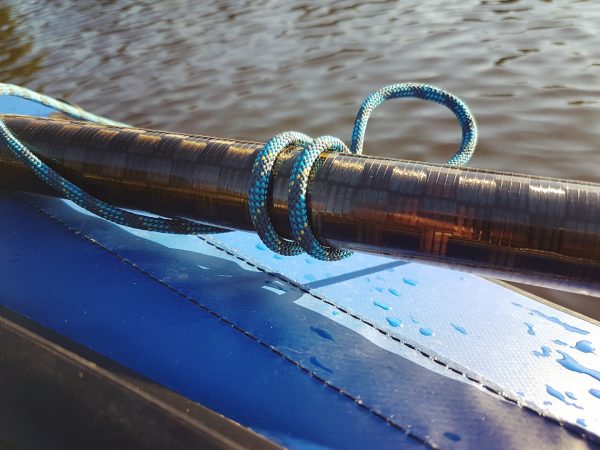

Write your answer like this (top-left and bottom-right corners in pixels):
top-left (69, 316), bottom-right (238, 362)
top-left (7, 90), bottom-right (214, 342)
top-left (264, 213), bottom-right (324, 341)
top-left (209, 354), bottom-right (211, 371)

top-left (7, 192), bottom-right (598, 444)
top-left (1, 0), bottom-right (599, 317)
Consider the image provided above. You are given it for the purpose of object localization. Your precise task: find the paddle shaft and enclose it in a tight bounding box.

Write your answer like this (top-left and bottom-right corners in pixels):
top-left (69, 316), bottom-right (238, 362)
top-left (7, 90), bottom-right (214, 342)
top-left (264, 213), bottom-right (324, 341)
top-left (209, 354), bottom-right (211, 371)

top-left (1, 115), bottom-right (599, 296)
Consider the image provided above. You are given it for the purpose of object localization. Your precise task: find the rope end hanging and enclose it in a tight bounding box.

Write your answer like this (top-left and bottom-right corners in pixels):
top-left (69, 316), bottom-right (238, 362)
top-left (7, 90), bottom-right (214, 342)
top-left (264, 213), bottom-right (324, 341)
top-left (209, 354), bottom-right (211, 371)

top-left (0, 82), bottom-right (226, 235)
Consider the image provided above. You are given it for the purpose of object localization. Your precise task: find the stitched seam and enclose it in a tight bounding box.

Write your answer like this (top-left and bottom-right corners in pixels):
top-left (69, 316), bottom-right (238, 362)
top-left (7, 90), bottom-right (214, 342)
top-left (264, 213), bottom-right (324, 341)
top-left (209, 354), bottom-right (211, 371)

top-left (199, 235), bottom-right (598, 444)
top-left (22, 194), bottom-right (596, 445)
top-left (22, 197), bottom-right (437, 449)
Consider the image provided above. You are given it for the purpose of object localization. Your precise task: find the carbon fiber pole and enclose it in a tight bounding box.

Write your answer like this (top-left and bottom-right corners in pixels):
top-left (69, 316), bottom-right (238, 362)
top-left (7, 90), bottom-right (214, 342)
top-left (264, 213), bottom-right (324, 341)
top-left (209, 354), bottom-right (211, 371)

top-left (1, 114), bottom-right (599, 296)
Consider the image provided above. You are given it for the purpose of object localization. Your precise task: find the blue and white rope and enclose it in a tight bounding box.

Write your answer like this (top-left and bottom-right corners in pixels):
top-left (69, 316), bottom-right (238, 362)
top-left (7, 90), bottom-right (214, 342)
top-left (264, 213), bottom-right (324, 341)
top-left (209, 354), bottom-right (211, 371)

top-left (349, 83), bottom-right (477, 165)
top-left (0, 82), bottom-right (477, 259)
top-left (250, 83), bottom-right (477, 260)
top-left (0, 83), bottom-right (225, 234)
top-left (288, 136), bottom-right (353, 261)
top-left (248, 131), bottom-right (313, 256)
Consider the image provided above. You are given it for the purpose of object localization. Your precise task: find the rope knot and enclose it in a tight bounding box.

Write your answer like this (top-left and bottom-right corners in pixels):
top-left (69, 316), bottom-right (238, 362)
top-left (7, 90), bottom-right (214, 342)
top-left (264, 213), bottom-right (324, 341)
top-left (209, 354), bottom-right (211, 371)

top-left (249, 83), bottom-right (478, 261)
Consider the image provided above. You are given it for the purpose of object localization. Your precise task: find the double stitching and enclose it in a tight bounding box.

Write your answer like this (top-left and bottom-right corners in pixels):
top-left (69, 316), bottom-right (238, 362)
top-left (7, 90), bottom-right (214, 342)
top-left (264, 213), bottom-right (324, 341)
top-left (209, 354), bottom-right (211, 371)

top-left (199, 235), bottom-right (597, 444)
top-left (23, 196), bottom-right (437, 449)
top-left (23, 195), bottom-right (595, 445)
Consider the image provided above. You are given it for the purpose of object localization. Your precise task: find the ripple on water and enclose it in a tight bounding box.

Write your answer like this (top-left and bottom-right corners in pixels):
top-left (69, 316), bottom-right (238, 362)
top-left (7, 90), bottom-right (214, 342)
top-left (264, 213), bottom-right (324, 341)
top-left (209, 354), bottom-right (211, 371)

top-left (5, 1), bottom-right (599, 180)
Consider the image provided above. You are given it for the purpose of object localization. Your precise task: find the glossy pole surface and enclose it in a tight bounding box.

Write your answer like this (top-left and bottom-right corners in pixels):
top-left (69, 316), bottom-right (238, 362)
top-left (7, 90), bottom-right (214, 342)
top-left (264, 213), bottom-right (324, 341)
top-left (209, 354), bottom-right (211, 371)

top-left (1, 114), bottom-right (599, 295)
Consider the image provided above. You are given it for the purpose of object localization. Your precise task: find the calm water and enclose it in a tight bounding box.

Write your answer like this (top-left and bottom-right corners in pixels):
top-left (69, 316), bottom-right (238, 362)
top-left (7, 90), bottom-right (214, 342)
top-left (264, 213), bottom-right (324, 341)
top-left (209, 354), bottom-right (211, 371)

top-left (1, 0), bottom-right (599, 317)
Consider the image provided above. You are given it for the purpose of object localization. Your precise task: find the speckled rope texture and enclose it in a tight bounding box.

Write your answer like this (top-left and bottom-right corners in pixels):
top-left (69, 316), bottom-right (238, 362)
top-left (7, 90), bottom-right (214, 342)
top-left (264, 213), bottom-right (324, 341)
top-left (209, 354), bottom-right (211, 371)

top-left (0, 83), bottom-right (226, 234)
top-left (288, 136), bottom-right (353, 261)
top-left (1, 82), bottom-right (477, 258)
top-left (350, 83), bottom-right (478, 165)
top-left (250, 83), bottom-right (478, 260)
top-left (248, 131), bottom-right (313, 256)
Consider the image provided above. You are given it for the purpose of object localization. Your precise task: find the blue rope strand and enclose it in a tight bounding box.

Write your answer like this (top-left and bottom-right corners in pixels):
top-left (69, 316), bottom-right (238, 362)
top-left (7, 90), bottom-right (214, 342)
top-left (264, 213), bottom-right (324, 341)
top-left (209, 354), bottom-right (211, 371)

top-left (0, 83), bottom-right (226, 234)
top-left (288, 136), bottom-right (353, 261)
top-left (0, 82), bottom-right (477, 260)
top-left (249, 131), bottom-right (313, 255)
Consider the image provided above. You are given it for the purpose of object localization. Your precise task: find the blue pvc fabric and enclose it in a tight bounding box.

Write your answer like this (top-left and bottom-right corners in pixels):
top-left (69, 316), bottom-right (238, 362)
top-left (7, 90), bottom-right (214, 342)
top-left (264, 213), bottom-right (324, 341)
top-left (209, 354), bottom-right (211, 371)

top-left (0, 193), bottom-right (598, 450)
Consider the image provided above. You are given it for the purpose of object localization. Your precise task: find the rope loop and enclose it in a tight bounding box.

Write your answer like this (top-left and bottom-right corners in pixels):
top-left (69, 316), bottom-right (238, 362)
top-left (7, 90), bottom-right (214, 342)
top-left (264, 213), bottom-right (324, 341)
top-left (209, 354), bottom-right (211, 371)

top-left (0, 82), bottom-right (478, 261)
top-left (251, 83), bottom-right (478, 260)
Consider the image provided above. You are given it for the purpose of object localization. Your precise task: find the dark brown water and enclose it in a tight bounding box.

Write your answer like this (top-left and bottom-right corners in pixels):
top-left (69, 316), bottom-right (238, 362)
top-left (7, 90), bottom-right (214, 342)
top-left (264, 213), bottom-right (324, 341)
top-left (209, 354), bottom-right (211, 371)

top-left (1, 0), bottom-right (599, 318)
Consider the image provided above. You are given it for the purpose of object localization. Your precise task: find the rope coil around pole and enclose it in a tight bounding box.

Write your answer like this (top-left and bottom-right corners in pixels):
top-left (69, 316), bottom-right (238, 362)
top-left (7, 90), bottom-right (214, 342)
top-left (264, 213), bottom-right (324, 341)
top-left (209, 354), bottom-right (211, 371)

top-left (0, 82), bottom-right (477, 260)
top-left (251, 83), bottom-right (478, 260)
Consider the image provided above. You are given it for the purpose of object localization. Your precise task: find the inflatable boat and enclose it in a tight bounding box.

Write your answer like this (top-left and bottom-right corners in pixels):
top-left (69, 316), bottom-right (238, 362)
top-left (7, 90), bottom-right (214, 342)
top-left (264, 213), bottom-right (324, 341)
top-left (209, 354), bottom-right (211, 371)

top-left (0, 90), bottom-right (598, 449)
